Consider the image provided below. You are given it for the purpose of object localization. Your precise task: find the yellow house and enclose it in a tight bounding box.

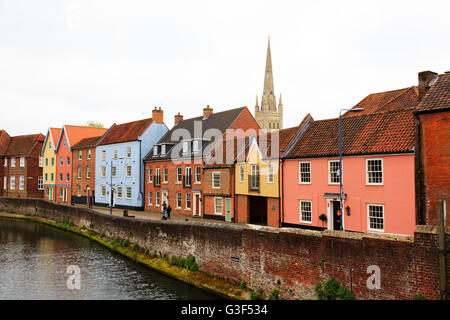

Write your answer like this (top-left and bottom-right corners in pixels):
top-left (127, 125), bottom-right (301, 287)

top-left (234, 126), bottom-right (302, 227)
top-left (41, 127), bottom-right (61, 201)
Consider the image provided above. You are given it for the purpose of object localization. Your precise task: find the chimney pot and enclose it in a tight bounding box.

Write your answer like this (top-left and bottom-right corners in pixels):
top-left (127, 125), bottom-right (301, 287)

top-left (152, 107), bottom-right (164, 124)
top-left (418, 71), bottom-right (438, 101)
top-left (174, 112), bottom-right (183, 125)
top-left (203, 105), bottom-right (213, 118)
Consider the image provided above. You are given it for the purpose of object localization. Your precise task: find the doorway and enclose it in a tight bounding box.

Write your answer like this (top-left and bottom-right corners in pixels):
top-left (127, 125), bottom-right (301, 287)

top-left (193, 192), bottom-right (201, 216)
top-left (225, 198), bottom-right (232, 222)
top-left (249, 196), bottom-right (267, 225)
top-left (331, 200), bottom-right (342, 231)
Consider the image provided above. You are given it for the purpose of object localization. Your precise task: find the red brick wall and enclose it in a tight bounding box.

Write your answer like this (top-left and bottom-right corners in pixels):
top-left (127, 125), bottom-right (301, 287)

top-left (71, 147), bottom-right (96, 203)
top-left (419, 111), bottom-right (450, 227)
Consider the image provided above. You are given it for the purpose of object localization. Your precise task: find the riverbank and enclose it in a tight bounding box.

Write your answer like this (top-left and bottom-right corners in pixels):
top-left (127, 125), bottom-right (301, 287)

top-left (0, 212), bottom-right (252, 300)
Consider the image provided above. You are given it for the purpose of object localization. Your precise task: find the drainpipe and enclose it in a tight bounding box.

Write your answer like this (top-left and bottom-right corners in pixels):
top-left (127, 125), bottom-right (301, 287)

top-left (413, 112), bottom-right (424, 225)
top-left (438, 199), bottom-right (448, 300)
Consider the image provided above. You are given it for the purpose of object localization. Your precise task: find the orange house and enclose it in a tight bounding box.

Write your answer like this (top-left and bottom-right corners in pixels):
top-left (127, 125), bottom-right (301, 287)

top-left (54, 125), bottom-right (108, 203)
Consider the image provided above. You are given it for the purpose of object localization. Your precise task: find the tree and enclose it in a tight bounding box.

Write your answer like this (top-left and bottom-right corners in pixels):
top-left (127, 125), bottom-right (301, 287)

top-left (85, 121), bottom-right (104, 128)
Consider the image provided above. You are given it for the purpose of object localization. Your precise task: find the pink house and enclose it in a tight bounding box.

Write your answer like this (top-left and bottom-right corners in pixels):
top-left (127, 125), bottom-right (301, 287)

top-left (282, 90), bottom-right (419, 235)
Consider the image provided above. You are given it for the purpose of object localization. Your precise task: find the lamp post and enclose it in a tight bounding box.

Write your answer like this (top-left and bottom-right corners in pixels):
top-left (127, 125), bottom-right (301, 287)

top-left (338, 107), bottom-right (364, 231)
top-left (110, 157), bottom-right (124, 215)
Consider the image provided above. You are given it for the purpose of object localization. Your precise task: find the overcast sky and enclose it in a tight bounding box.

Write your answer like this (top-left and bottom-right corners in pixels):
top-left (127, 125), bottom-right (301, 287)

top-left (0, 0), bottom-right (449, 136)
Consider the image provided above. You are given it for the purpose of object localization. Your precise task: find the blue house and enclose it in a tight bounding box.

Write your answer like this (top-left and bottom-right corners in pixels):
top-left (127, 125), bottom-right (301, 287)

top-left (94, 108), bottom-right (168, 210)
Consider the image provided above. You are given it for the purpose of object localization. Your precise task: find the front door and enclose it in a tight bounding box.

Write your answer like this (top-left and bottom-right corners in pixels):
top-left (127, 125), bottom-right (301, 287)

top-left (225, 198), bottom-right (231, 222)
top-left (332, 200), bottom-right (342, 231)
top-left (50, 187), bottom-right (53, 200)
top-left (63, 188), bottom-right (67, 203)
top-left (194, 193), bottom-right (201, 216)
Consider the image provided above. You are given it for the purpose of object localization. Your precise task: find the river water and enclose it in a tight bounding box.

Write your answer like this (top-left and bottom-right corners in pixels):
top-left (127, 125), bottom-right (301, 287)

top-left (0, 217), bottom-right (219, 300)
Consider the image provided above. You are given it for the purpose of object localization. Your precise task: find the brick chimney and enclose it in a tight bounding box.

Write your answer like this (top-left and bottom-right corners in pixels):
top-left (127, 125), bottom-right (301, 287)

top-left (152, 107), bottom-right (164, 124)
top-left (203, 105), bottom-right (213, 118)
top-left (418, 71), bottom-right (438, 101)
top-left (174, 112), bottom-right (183, 125)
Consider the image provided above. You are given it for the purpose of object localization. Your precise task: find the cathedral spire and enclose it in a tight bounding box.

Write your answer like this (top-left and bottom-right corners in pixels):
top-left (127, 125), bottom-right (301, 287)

top-left (263, 36), bottom-right (275, 99)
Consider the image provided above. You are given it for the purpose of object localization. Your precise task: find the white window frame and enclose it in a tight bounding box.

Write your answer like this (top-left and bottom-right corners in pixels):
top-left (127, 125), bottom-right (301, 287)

top-left (239, 165), bottom-right (244, 183)
top-left (19, 176), bottom-right (24, 190)
top-left (126, 186), bottom-right (132, 199)
top-left (78, 150), bottom-right (82, 160)
top-left (185, 167), bottom-right (192, 186)
top-left (299, 200), bottom-right (312, 224)
top-left (20, 157), bottom-right (25, 167)
top-left (185, 193), bottom-right (191, 210)
top-left (117, 186), bottom-right (123, 199)
top-left (176, 167), bottom-right (182, 183)
top-left (163, 168), bottom-right (168, 183)
top-left (111, 165), bottom-right (117, 177)
top-left (77, 166), bottom-right (82, 179)
top-left (148, 191), bottom-right (152, 205)
top-left (11, 158), bottom-right (15, 168)
top-left (113, 149), bottom-right (118, 160)
top-left (212, 172), bottom-right (221, 189)
top-left (299, 161), bottom-right (311, 184)
top-left (367, 204), bottom-right (385, 232)
top-left (328, 160), bottom-right (340, 185)
top-left (126, 147), bottom-right (131, 158)
top-left (182, 141), bottom-right (189, 154)
top-left (126, 165), bottom-right (132, 177)
top-left (77, 184), bottom-right (81, 197)
top-left (161, 144), bottom-right (166, 155)
top-left (214, 197), bottom-right (223, 215)
top-left (366, 158), bottom-right (383, 185)
top-left (87, 149), bottom-right (91, 160)
top-left (101, 166), bottom-right (106, 177)
top-left (3, 176), bottom-right (6, 190)
top-left (195, 167), bottom-right (201, 184)
top-left (10, 176), bottom-right (15, 190)
top-left (155, 192), bottom-right (160, 207)
top-left (4, 158), bottom-right (7, 167)
top-left (101, 185), bottom-right (106, 197)
top-left (192, 140), bottom-right (199, 153)
top-left (86, 166), bottom-right (91, 179)
top-left (101, 150), bottom-right (106, 161)
top-left (39, 157), bottom-right (43, 167)
top-left (267, 163), bottom-right (274, 184)
top-left (38, 176), bottom-right (43, 190)
top-left (153, 145), bottom-right (158, 156)
top-left (155, 168), bottom-right (161, 183)
top-left (176, 192), bottom-right (182, 208)
top-left (148, 168), bottom-right (153, 183)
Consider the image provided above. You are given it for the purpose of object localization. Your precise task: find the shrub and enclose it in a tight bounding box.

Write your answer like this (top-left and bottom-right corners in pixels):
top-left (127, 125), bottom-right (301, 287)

top-left (100, 230), bottom-right (105, 237)
top-left (250, 291), bottom-right (261, 300)
top-left (337, 286), bottom-right (355, 300)
top-left (315, 277), bottom-right (355, 300)
top-left (414, 294), bottom-right (427, 300)
top-left (324, 278), bottom-right (341, 298)
top-left (120, 239), bottom-right (129, 247)
top-left (240, 280), bottom-right (247, 289)
top-left (169, 255), bottom-right (199, 271)
top-left (131, 243), bottom-right (139, 251)
top-left (269, 289), bottom-right (279, 300)
top-left (152, 251), bottom-right (158, 258)
top-left (145, 249), bottom-right (150, 255)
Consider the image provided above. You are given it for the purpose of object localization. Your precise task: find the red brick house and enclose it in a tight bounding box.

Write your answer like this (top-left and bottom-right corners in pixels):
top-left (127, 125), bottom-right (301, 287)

top-left (144, 106), bottom-right (260, 218)
top-left (71, 135), bottom-right (104, 206)
top-left (414, 71), bottom-right (450, 227)
top-left (1, 132), bottom-right (45, 198)
top-left (0, 130), bottom-right (11, 197)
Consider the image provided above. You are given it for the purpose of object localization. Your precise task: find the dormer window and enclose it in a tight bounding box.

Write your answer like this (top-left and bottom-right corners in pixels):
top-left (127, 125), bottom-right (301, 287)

top-left (153, 145), bottom-right (158, 156)
top-left (192, 140), bottom-right (200, 153)
top-left (182, 141), bottom-right (189, 154)
top-left (161, 144), bottom-right (166, 155)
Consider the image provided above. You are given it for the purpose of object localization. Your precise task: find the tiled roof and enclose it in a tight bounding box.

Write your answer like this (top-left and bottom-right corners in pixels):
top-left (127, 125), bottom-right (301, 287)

top-left (343, 86), bottom-right (420, 117)
top-left (98, 118), bottom-right (154, 146)
top-left (49, 128), bottom-right (61, 148)
top-left (4, 134), bottom-right (45, 156)
top-left (284, 109), bottom-right (415, 159)
top-left (72, 135), bottom-right (103, 149)
top-left (61, 125), bottom-right (108, 149)
top-left (416, 73), bottom-right (450, 112)
top-left (145, 107), bottom-right (246, 161)
top-left (0, 130), bottom-right (11, 155)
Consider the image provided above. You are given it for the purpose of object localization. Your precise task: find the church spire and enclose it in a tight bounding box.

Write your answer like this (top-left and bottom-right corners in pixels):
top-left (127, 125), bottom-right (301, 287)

top-left (263, 36), bottom-right (275, 98)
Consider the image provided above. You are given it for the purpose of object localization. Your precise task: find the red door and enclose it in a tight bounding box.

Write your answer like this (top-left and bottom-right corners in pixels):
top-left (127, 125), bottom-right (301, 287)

top-left (195, 194), bottom-right (200, 216)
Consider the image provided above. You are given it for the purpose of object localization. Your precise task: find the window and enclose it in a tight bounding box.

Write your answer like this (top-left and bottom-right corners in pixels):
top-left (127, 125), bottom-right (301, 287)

top-left (49, 142), bottom-right (52, 150)
top-left (182, 141), bottom-right (189, 154)
top-left (113, 149), bottom-right (118, 160)
top-left (86, 166), bottom-right (91, 179)
top-left (10, 176), bottom-right (15, 190)
top-left (153, 145), bottom-right (158, 156)
top-left (50, 173), bottom-right (54, 182)
top-left (176, 168), bottom-right (182, 183)
top-left (39, 157), bottom-right (43, 167)
top-left (126, 147), bottom-right (131, 158)
top-left (66, 173), bottom-right (70, 182)
top-left (212, 172), bottom-right (220, 188)
top-left (19, 176), bottom-right (24, 190)
top-left (366, 159), bottom-right (383, 185)
top-left (126, 165), bottom-right (132, 177)
top-left (299, 200), bottom-right (312, 223)
top-left (163, 168), bottom-right (168, 183)
top-left (126, 186), bottom-right (132, 199)
top-left (239, 165), bottom-right (244, 182)
top-left (45, 158), bottom-right (48, 167)
top-left (63, 140), bottom-right (66, 148)
top-left (60, 157), bottom-right (63, 166)
top-left (195, 167), bottom-right (201, 183)
top-left (3, 176), bottom-right (6, 190)
top-left (368, 204), bottom-right (384, 232)
top-left (148, 168), bottom-right (153, 183)
top-left (176, 192), bottom-right (182, 208)
top-left (45, 173), bottom-right (48, 182)
top-left (148, 191), bottom-right (152, 205)
top-left (78, 151), bottom-right (82, 160)
top-left (185, 193), bottom-right (191, 209)
top-left (87, 149), bottom-right (91, 160)
top-left (101, 185), bottom-right (106, 197)
top-left (193, 140), bottom-right (199, 153)
top-left (59, 173), bottom-right (63, 182)
top-left (77, 166), bottom-right (82, 179)
top-left (11, 158), bottom-right (15, 167)
top-left (112, 166), bottom-right (117, 177)
top-left (161, 145), bottom-right (166, 155)
top-left (214, 197), bottom-right (223, 215)
top-left (155, 168), bottom-right (161, 185)
top-left (38, 177), bottom-right (43, 190)
top-left (185, 167), bottom-right (192, 186)
top-left (20, 157), bottom-right (25, 167)
top-left (101, 166), bottom-right (106, 177)
top-left (117, 186), bottom-right (123, 198)
top-left (67, 156), bottom-right (70, 166)
top-left (51, 158), bottom-right (54, 166)
top-left (156, 192), bottom-right (160, 206)
top-left (59, 189), bottom-right (63, 198)
top-left (268, 164), bottom-right (274, 183)
top-left (251, 164), bottom-right (259, 190)
top-left (77, 184), bottom-right (81, 197)
top-left (328, 160), bottom-right (340, 184)
top-left (299, 161), bottom-right (311, 184)
top-left (101, 150), bottom-right (106, 160)
top-left (4, 158), bottom-right (7, 167)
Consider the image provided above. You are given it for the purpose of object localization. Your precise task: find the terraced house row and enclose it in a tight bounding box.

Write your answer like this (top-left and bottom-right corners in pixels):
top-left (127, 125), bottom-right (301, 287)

top-left (1, 70), bottom-right (448, 237)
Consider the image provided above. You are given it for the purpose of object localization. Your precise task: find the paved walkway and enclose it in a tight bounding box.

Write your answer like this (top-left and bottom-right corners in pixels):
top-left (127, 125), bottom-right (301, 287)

top-left (72, 203), bottom-right (240, 226)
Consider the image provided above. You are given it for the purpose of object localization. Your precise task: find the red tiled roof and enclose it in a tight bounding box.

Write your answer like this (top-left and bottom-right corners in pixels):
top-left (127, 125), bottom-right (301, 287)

top-left (343, 86), bottom-right (420, 117)
top-left (0, 130), bottom-right (11, 155)
top-left (72, 135), bottom-right (103, 149)
top-left (284, 110), bottom-right (415, 159)
top-left (4, 134), bottom-right (45, 156)
top-left (417, 73), bottom-right (450, 112)
top-left (98, 118), bottom-right (154, 146)
top-left (61, 125), bottom-right (108, 149)
top-left (49, 128), bottom-right (61, 148)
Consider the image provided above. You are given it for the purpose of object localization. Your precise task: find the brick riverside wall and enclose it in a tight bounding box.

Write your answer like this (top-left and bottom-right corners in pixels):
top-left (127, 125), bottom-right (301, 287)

top-left (0, 197), bottom-right (448, 300)
top-left (418, 111), bottom-right (450, 227)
